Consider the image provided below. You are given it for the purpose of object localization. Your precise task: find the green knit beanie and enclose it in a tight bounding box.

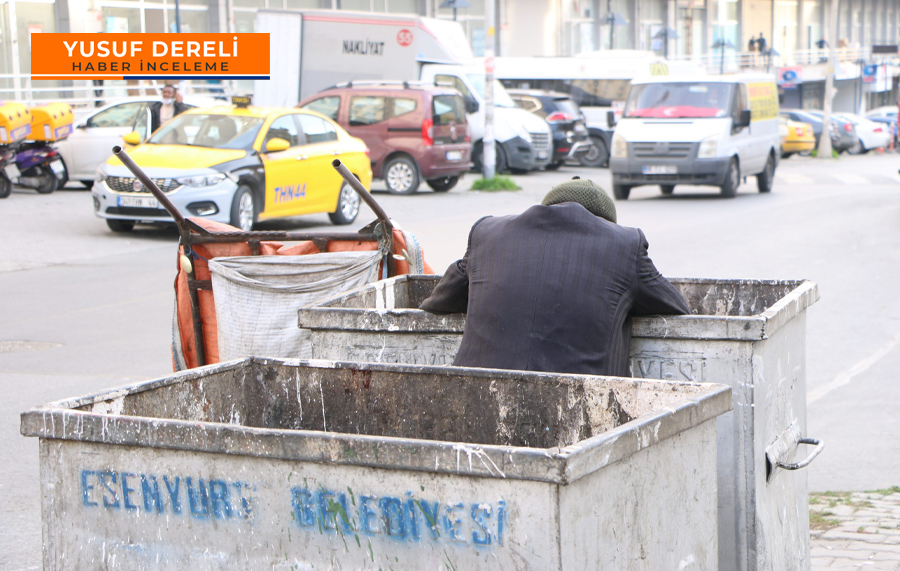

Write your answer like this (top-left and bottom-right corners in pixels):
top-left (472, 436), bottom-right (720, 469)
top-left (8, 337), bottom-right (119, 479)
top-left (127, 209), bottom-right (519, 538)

top-left (542, 177), bottom-right (617, 223)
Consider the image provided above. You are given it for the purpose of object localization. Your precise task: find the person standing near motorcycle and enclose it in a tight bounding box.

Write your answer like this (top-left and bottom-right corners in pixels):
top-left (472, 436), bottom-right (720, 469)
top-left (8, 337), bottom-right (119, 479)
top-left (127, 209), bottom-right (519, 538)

top-left (150, 85), bottom-right (189, 133)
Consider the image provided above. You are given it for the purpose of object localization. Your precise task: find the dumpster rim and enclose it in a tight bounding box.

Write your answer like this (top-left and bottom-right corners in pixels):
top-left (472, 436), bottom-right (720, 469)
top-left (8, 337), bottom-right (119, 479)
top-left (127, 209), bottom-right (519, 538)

top-left (20, 357), bottom-right (733, 485)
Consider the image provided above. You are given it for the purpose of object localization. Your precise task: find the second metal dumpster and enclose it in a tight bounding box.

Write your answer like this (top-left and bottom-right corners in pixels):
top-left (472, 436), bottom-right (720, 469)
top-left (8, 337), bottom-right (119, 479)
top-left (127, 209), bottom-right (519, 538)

top-left (21, 358), bottom-right (730, 570)
top-left (299, 275), bottom-right (822, 571)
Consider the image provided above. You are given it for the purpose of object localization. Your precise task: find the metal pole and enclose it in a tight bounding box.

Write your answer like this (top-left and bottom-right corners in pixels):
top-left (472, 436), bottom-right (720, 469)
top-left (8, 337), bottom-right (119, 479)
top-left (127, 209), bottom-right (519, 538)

top-left (483, 0), bottom-right (496, 180)
top-left (818, 0), bottom-right (838, 158)
top-left (175, 0), bottom-right (182, 33)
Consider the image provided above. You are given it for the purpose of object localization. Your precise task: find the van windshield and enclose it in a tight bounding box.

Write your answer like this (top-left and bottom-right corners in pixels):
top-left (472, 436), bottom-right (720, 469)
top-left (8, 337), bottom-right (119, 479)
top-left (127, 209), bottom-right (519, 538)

top-left (465, 74), bottom-right (516, 107)
top-left (624, 83), bottom-right (733, 119)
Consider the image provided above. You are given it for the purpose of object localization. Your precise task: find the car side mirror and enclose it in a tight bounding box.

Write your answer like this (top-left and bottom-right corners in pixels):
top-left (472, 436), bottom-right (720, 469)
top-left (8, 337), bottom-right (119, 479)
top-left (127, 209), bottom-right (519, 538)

top-left (77, 123), bottom-right (88, 130)
top-left (465, 97), bottom-right (480, 114)
top-left (607, 110), bottom-right (617, 128)
top-left (122, 131), bottom-right (142, 146)
top-left (266, 138), bottom-right (291, 153)
top-left (737, 109), bottom-right (752, 128)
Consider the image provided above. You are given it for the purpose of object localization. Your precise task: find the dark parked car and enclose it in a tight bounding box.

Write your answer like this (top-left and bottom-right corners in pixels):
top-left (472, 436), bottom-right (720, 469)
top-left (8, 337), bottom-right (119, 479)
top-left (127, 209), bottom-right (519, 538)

top-left (299, 82), bottom-right (470, 194)
top-left (780, 109), bottom-right (853, 153)
top-left (507, 90), bottom-right (591, 170)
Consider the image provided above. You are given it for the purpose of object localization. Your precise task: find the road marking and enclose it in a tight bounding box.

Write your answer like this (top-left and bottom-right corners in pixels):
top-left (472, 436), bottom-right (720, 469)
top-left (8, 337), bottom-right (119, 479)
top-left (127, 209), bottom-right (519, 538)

top-left (777, 173), bottom-right (815, 184)
top-left (832, 173), bottom-right (870, 185)
top-left (808, 331), bottom-right (900, 404)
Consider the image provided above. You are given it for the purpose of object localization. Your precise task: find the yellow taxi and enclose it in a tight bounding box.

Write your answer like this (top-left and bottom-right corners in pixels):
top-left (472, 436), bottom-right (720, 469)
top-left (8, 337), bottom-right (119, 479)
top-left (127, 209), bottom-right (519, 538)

top-left (92, 97), bottom-right (371, 232)
top-left (779, 116), bottom-right (816, 158)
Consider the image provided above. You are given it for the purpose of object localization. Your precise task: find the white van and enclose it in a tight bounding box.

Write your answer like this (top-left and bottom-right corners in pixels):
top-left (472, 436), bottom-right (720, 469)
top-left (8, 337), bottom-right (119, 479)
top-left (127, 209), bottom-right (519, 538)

top-left (609, 74), bottom-right (780, 198)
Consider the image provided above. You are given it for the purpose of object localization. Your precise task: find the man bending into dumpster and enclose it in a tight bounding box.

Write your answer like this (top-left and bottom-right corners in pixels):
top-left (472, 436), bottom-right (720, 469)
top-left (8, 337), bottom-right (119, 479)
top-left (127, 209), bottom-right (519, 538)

top-left (419, 177), bottom-right (690, 377)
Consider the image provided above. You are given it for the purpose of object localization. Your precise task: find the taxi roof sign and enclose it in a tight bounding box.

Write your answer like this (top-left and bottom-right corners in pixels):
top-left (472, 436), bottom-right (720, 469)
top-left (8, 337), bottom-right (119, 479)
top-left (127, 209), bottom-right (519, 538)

top-left (232, 95), bottom-right (252, 108)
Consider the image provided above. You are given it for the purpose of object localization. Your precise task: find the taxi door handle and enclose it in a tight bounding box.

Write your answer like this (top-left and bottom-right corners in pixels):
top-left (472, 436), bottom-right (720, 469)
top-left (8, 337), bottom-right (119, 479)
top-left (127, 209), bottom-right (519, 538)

top-left (296, 155), bottom-right (308, 161)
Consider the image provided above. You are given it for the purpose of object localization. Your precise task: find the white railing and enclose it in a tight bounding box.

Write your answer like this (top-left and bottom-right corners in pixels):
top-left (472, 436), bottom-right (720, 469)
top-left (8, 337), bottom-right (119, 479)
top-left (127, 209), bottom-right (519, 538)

top-left (666, 46), bottom-right (883, 74)
top-left (0, 76), bottom-right (233, 118)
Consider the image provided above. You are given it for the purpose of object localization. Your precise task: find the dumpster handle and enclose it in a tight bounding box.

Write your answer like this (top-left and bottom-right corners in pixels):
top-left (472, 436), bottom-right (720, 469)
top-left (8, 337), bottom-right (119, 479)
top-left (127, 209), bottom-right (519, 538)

top-left (775, 437), bottom-right (824, 471)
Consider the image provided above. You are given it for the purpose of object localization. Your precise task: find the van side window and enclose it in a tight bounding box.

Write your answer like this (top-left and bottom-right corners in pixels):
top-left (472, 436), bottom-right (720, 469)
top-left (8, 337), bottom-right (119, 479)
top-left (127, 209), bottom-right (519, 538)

top-left (393, 98), bottom-right (417, 118)
top-left (435, 75), bottom-right (473, 99)
top-left (302, 96), bottom-right (340, 121)
top-left (264, 115), bottom-right (301, 147)
top-left (731, 86), bottom-right (743, 123)
top-left (349, 96), bottom-right (386, 126)
top-left (298, 114), bottom-right (338, 144)
top-left (433, 95), bottom-right (465, 125)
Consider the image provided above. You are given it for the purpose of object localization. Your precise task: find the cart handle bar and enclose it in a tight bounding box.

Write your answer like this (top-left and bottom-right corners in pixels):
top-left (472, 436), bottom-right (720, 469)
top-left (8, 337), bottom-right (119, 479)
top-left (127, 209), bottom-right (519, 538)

top-left (112, 146), bottom-right (186, 226)
top-left (332, 159), bottom-right (392, 236)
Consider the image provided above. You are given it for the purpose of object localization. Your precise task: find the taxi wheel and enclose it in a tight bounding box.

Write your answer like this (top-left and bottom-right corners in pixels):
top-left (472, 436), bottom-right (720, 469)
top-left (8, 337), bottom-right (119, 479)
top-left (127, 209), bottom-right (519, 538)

top-left (106, 219), bottom-right (135, 232)
top-left (230, 186), bottom-right (256, 232)
top-left (329, 182), bottom-right (361, 225)
top-left (384, 156), bottom-right (420, 194)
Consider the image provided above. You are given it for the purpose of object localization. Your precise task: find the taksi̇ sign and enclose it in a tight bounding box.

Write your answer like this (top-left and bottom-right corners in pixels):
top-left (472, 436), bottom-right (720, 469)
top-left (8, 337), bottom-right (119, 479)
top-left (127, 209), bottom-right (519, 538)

top-left (30, 33), bottom-right (270, 81)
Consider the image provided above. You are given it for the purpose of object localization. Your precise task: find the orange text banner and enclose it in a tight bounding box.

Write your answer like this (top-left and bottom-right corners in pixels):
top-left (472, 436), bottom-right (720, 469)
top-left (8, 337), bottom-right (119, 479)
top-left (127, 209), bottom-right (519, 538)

top-left (31, 33), bottom-right (270, 80)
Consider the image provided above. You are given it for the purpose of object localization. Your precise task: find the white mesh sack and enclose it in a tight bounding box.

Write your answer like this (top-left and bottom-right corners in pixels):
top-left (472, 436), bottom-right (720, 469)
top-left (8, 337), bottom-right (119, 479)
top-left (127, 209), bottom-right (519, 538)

top-left (208, 251), bottom-right (382, 361)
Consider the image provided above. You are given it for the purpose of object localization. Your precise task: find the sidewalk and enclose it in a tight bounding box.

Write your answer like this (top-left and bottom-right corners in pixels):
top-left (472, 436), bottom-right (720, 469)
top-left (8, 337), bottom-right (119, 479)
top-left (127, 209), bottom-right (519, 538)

top-left (811, 488), bottom-right (900, 570)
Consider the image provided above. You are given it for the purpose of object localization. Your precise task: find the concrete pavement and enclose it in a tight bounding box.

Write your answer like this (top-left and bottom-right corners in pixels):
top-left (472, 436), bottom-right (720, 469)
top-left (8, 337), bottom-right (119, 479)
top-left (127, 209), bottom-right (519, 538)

top-left (811, 489), bottom-right (900, 570)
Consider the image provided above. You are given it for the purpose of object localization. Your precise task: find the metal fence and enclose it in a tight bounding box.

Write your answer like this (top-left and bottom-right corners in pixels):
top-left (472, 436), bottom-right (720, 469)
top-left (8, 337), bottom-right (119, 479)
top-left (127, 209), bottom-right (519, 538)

top-left (667, 46), bottom-right (880, 74)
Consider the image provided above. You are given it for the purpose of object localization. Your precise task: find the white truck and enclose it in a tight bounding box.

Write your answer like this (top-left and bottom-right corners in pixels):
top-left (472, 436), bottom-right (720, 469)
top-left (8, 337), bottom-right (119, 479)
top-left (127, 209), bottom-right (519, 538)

top-left (254, 10), bottom-right (552, 173)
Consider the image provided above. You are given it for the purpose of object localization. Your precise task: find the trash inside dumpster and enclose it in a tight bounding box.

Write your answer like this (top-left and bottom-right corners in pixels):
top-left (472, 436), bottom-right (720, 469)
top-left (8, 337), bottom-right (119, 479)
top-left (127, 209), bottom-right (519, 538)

top-left (299, 275), bottom-right (821, 571)
top-left (21, 358), bottom-right (731, 570)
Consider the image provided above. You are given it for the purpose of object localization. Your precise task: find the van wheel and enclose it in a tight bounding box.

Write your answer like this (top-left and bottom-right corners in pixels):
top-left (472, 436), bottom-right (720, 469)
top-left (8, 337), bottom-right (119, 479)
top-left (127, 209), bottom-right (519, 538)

top-left (426, 176), bottom-right (459, 192)
top-left (612, 184), bottom-right (631, 200)
top-left (384, 156), bottom-right (420, 194)
top-left (579, 136), bottom-right (609, 168)
top-left (660, 185), bottom-right (675, 195)
top-left (720, 158), bottom-right (739, 198)
top-left (230, 185), bottom-right (256, 231)
top-left (329, 182), bottom-right (361, 225)
top-left (756, 154), bottom-right (775, 193)
top-left (106, 219), bottom-right (135, 232)
top-left (471, 142), bottom-right (508, 175)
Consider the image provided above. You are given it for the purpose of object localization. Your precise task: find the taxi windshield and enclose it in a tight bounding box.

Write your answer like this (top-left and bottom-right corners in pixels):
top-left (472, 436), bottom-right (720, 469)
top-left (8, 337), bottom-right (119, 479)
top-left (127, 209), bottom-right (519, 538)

top-left (147, 113), bottom-right (265, 149)
top-left (624, 83), bottom-right (733, 119)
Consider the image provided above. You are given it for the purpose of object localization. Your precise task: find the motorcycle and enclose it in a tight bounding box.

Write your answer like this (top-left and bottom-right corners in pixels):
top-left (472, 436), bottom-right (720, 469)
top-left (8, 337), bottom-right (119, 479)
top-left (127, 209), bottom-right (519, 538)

top-left (14, 140), bottom-right (66, 194)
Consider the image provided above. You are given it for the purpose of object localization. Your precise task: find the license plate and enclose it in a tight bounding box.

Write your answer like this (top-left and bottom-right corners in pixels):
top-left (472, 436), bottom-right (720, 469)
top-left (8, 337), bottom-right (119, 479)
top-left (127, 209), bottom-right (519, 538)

top-left (643, 165), bottom-right (677, 175)
top-left (3, 163), bottom-right (20, 180)
top-left (537, 151), bottom-right (549, 159)
top-left (49, 159), bottom-right (65, 175)
top-left (118, 196), bottom-right (159, 208)
top-left (446, 150), bottom-right (462, 161)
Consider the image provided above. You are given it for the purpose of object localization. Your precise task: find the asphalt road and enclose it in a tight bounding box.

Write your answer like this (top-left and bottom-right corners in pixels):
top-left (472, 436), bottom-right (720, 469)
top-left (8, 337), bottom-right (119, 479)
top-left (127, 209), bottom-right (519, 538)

top-left (1, 153), bottom-right (899, 569)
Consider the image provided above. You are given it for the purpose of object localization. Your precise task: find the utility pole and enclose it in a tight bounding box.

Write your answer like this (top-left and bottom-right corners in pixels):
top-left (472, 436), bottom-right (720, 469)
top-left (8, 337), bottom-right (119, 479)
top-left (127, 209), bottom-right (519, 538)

top-left (482, 0), bottom-right (496, 179)
top-left (818, 0), bottom-right (839, 158)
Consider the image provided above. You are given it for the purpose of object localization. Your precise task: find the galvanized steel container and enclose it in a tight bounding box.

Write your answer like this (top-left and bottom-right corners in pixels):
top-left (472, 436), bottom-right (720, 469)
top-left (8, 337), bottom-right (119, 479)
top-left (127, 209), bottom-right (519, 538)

top-left (299, 275), bottom-right (821, 571)
top-left (21, 358), bottom-right (730, 570)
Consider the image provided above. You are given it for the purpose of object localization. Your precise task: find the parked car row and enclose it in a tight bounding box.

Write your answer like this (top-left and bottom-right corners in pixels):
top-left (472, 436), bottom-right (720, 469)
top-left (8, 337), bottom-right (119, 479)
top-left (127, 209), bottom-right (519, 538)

top-left (779, 108), bottom-right (890, 156)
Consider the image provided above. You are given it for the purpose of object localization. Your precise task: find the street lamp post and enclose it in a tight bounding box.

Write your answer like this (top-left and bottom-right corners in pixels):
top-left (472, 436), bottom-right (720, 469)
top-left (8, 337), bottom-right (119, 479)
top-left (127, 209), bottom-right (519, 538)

top-left (711, 39), bottom-right (735, 75)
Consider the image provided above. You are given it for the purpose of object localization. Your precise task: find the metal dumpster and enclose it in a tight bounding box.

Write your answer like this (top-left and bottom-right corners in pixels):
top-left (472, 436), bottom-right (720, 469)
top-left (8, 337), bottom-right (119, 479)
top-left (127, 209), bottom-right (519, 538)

top-left (21, 358), bottom-right (731, 570)
top-left (299, 275), bottom-right (821, 571)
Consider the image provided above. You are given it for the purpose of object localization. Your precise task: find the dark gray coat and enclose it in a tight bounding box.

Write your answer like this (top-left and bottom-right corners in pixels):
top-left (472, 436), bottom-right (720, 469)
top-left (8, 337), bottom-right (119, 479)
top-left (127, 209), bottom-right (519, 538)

top-left (420, 203), bottom-right (689, 376)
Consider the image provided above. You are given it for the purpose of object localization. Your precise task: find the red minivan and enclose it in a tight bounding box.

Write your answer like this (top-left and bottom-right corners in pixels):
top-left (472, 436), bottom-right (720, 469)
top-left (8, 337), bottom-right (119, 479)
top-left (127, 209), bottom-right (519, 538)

top-left (299, 83), bottom-right (470, 194)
